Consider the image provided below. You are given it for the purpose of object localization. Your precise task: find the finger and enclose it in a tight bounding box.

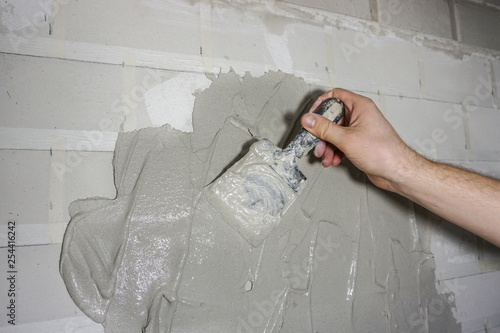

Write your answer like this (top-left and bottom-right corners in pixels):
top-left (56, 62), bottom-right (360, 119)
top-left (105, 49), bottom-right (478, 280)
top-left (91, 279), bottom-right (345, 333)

top-left (309, 90), bottom-right (335, 112)
top-left (310, 88), bottom-right (360, 114)
top-left (301, 113), bottom-right (347, 150)
top-left (331, 149), bottom-right (345, 166)
top-left (314, 140), bottom-right (326, 158)
top-left (329, 88), bottom-right (363, 113)
top-left (322, 144), bottom-right (334, 167)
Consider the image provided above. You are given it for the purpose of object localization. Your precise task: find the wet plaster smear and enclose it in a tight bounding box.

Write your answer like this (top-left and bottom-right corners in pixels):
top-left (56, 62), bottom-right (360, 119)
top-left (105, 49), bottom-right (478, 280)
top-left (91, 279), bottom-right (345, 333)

top-left (60, 71), bottom-right (459, 332)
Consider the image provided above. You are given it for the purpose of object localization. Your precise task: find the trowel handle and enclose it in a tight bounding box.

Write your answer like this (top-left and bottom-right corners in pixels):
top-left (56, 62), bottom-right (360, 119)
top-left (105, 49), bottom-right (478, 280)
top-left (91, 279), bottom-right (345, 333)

top-left (286, 98), bottom-right (345, 158)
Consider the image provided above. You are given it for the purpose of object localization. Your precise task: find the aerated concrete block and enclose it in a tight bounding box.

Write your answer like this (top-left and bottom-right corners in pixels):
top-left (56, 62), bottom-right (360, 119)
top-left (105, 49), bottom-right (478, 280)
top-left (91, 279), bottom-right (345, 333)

top-left (454, 1), bottom-right (500, 51)
top-left (279, 0), bottom-right (373, 20)
top-left (451, 271), bottom-right (500, 332)
top-left (466, 105), bottom-right (500, 161)
top-left (0, 53), bottom-right (169, 132)
top-left (383, 95), bottom-right (467, 161)
top-left (330, 28), bottom-right (421, 98)
top-left (0, 149), bottom-right (115, 244)
top-left (0, 244), bottom-right (93, 325)
top-left (492, 58), bottom-right (500, 108)
top-left (377, 0), bottom-right (453, 38)
top-left (418, 47), bottom-right (495, 107)
top-left (211, 6), bottom-right (330, 83)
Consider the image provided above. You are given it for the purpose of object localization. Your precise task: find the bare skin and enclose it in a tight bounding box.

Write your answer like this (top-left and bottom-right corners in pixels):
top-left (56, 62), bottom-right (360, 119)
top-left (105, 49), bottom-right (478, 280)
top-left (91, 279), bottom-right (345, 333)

top-left (302, 88), bottom-right (500, 247)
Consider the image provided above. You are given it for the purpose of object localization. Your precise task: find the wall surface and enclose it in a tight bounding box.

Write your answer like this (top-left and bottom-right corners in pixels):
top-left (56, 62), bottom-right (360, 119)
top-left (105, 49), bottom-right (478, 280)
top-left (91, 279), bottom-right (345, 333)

top-left (1, 0), bottom-right (500, 332)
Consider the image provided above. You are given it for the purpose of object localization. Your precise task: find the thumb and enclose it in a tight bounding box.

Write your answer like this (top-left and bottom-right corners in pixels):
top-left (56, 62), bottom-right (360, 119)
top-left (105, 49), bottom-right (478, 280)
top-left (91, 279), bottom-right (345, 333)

top-left (301, 113), bottom-right (345, 148)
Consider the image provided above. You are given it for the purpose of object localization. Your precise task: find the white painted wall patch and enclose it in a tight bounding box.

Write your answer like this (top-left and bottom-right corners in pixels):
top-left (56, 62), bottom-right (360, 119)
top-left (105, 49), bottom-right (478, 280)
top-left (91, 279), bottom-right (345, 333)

top-left (144, 72), bottom-right (212, 132)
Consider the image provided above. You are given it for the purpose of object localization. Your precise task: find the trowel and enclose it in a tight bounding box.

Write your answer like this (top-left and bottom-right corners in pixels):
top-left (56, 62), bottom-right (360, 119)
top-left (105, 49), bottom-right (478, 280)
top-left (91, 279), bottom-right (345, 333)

top-left (204, 98), bottom-right (345, 247)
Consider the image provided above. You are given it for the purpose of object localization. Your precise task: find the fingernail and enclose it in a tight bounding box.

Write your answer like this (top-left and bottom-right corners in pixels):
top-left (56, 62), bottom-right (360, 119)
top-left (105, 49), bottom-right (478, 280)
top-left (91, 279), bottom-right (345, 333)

top-left (303, 114), bottom-right (316, 128)
top-left (313, 145), bottom-right (320, 157)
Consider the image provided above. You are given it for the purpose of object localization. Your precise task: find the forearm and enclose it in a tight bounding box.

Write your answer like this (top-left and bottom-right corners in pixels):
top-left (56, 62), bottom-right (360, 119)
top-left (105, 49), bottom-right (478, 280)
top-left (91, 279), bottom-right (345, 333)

top-left (303, 88), bottom-right (500, 246)
top-left (393, 150), bottom-right (500, 247)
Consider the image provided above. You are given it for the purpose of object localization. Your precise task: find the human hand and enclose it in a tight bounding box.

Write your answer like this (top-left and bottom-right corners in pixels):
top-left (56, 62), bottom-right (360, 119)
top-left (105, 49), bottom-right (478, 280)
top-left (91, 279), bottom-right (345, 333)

top-left (301, 88), bottom-right (416, 192)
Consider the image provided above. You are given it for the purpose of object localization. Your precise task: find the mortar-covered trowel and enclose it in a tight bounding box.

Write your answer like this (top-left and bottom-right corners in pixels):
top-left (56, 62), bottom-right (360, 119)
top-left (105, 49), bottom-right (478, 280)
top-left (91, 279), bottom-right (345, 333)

top-left (204, 98), bottom-right (345, 247)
